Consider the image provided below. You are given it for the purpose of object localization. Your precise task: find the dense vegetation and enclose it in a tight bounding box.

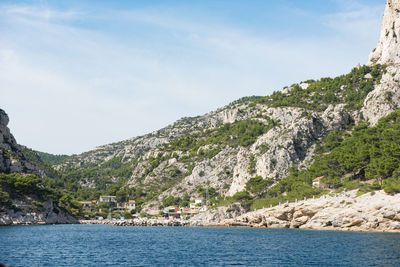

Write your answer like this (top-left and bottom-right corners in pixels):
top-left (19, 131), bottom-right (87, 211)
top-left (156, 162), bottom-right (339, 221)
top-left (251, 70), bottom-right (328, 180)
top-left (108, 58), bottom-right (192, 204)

top-left (18, 146), bottom-right (149, 214)
top-left (36, 151), bottom-right (70, 165)
top-left (164, 118), bottom-right (278, 153)
top-left (60, 156), bottom-right (134, 191)
top-left (19, 146), bottom-right (57, 177)
top-left (0, 173), bottom-right (83, 217)
top-left (224, 64), bottom-right (385, 112)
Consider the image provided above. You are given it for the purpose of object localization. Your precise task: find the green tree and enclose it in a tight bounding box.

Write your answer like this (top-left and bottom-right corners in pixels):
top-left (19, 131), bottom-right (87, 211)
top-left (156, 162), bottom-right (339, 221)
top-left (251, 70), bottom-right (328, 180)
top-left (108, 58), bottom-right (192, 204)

top-left (245, 176), bottom-right (274, 197)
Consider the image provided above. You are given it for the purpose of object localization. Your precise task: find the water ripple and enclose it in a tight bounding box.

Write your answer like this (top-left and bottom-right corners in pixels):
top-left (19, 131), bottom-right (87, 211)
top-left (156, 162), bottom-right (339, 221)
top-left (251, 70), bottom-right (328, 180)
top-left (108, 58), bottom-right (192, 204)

top-left (0, 225), bottom-right (400, 266)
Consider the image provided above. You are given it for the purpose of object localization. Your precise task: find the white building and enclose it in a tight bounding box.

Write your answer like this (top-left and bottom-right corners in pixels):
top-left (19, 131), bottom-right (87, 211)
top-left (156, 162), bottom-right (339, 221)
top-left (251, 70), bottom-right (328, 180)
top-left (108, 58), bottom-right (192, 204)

top-left (190, 199), bottom-right (203, 208)
top-left (78, 201), bottom-right (93, 211)
top-left (99, 196), bottom-right (116, 203)
top-left (126, 200), bottom-right (136, 211)
top-left (312, 176), bottom-right (324, 188)
top-left (116, 200), bottom-right (136, 212)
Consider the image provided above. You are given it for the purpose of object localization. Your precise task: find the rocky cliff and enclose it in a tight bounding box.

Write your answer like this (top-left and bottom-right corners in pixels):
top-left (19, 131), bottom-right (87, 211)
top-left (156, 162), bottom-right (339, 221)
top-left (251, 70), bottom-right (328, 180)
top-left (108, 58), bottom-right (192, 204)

top-left (368, 0), bottom-right (400, 66)
top-left (0, 196), bottom-right (78, 225)
top-left (363, 0), bottom-right (400, 125)
top-left (361, 64), bottom-right (400, 125)
top-left (0, 109), bottom-right (41, 176)
top-left (0, 109), bottom-right (77, 225)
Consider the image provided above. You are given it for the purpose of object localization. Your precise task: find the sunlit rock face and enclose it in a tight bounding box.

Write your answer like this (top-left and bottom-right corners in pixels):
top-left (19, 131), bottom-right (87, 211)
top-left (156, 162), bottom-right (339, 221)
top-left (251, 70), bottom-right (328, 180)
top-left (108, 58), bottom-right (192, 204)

top-left (0, 108), bottom-right (40, 175)
top-left (361, 65), bottom-right (400, 125)
top-left (363, 0), bottom-right (400, 125)
top-left (368, 0), bottom-right (400, 65)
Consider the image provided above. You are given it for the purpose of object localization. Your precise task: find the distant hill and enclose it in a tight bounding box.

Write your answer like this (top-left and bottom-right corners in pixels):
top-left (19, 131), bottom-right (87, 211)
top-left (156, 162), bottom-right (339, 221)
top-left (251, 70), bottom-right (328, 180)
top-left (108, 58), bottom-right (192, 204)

top-left (36, 151), bottom-right (70, 165)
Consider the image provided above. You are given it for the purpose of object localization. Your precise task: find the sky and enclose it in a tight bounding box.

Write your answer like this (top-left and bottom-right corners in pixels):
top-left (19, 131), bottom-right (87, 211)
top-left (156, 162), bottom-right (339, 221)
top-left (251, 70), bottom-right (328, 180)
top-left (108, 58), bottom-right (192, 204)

top-left (0, 0), bottom-right (385, 155)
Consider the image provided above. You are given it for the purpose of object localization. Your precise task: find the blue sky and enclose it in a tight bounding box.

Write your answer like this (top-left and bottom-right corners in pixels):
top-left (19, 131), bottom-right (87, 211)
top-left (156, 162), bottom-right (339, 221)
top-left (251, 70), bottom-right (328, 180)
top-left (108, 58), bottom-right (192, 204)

top-left (0, 0), bottom-right (385, 154)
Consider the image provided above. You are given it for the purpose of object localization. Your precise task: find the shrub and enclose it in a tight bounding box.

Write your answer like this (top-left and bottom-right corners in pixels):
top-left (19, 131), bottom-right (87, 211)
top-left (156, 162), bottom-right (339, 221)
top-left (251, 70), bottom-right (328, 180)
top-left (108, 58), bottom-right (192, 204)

top-left (248, 154), bottom-right (256, 174)
top-left (31, 201), bottom-right (44, 211)
top-left (383, 178), bottom-right (400, 194)
top-left (245, 176), bottom-right (274, 197)
top-left (0, 189), bottom-right (11, 206)
top-left (356, 182), bottom-right (381, 197)
top-left (162, 196), bottom-right (181, 208)
top-left (232, 191), bottom-right (252, 202)
top-left (343, 180), bottom-right (362, 191)
top-left (258, 143), bottom-right (270, 153)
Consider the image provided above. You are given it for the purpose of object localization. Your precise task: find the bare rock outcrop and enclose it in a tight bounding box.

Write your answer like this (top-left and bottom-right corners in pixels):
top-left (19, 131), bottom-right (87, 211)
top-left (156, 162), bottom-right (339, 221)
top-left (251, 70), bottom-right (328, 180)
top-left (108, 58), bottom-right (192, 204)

top-left (361, 66), bottom-right (400, 125)
top-left (190, 203), bottom-right (247, 224)
top-left (227, 105), bottom-right (351, 196)
top-left (362, 0), bottom-right (400, 125)
top-left (223, 190), bottom-right (400, 232)
top-left (368, 0), bottom-right (400, 65)
top-left (0, 198), bottom-right (78, 225)
top-left (0, 109), bottom-right (41, 176)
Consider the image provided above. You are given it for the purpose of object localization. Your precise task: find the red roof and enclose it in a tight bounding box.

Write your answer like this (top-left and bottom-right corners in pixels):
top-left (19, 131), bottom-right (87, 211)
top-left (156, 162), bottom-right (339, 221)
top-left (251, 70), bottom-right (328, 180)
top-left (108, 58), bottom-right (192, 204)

top-left (313, 176), bottom-right (324, 182)
top-left (129, 200), bottom-right (136, 203)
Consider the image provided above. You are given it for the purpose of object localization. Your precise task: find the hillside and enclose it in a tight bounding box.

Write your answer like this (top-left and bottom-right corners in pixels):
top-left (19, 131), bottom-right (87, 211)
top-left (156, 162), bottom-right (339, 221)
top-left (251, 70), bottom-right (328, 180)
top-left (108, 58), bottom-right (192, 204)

top-left (0, 109), bottom-right (78, 225)
top-left (48, 60), bottom-right (392, 213)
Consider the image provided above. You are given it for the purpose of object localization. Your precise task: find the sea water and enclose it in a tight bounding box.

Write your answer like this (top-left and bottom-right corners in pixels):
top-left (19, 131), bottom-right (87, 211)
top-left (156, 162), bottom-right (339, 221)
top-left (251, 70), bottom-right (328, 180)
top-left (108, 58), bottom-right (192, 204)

top-left (1, 224), bottom-right (400, 266)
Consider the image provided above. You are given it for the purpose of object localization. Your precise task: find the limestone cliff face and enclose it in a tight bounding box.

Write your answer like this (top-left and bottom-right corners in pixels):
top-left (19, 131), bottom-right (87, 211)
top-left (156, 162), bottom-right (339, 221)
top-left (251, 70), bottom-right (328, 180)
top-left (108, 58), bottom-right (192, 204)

top-left (0, 109), bottom-right (41, 176)
top-left (361, 65), bottom-right (400, 125)
top-left (363, 0), bottom-right (400, 125)
top-left (368, 0), bottom-right (400, 66)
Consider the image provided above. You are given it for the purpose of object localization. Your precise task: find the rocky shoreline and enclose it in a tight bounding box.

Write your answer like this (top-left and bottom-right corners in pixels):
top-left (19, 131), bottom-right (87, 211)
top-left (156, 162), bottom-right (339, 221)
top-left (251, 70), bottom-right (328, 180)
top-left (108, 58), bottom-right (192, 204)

top-left (221, 190), bottom-right (400, 232)
top-left (3, 190), bottom-right (400, 233)
top-left (0, 199), bottom-right (78, 226)
top-left (79, 218), bottom-right (193, 227)
top-left (78, 190), bottom-right (400, 233)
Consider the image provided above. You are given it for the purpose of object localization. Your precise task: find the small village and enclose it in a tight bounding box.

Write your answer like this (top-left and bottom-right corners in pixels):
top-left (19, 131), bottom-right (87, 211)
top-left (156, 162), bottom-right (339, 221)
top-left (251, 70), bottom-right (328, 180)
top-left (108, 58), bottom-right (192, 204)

top-left (78, 196), bottom-right (207, 221)
top-left (77, 175), bottom-right (327, 222)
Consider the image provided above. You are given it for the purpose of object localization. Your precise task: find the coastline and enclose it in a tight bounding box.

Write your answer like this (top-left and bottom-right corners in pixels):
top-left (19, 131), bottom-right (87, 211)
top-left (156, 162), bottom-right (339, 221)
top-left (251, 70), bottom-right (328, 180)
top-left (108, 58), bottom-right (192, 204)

top-left (0, 199), bottom-right (79, 227)
top-left (75, 218), bottom-right (400, 233)
top-left (2, 190), bottom-right (400, 233)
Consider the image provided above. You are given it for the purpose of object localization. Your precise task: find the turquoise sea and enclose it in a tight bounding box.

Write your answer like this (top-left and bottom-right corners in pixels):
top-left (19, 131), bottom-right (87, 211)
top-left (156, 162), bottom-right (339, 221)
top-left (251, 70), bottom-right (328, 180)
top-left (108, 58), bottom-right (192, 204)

top-left (1, 224), bottom-right (400, 266)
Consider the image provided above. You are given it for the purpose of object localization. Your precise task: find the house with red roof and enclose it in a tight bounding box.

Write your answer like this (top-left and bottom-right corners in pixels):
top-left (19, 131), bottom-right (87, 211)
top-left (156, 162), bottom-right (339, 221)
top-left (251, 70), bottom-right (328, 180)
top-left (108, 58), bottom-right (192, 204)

top-left (312, 176), bottom-right (324, 188)
top-left (163, 206), bottom-right (181, 220)
top-left (127, 200), bottom-right (136, 211)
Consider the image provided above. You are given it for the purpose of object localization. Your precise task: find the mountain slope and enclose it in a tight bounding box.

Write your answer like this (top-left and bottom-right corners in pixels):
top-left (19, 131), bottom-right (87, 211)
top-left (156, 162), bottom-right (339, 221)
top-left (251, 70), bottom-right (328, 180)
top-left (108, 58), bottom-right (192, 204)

top-left (53, 63), bottom-right (388, 212)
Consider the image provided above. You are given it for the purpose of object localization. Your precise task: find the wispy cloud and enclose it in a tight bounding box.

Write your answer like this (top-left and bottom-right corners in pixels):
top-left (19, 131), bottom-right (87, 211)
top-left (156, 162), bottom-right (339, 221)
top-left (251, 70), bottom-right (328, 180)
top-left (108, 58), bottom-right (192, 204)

top-left (0, 1), bottom-right (384, 154)
top-left (2, 3), bottom-right (82, 23)
top-left (323, 0), bottom-right (383, 41)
